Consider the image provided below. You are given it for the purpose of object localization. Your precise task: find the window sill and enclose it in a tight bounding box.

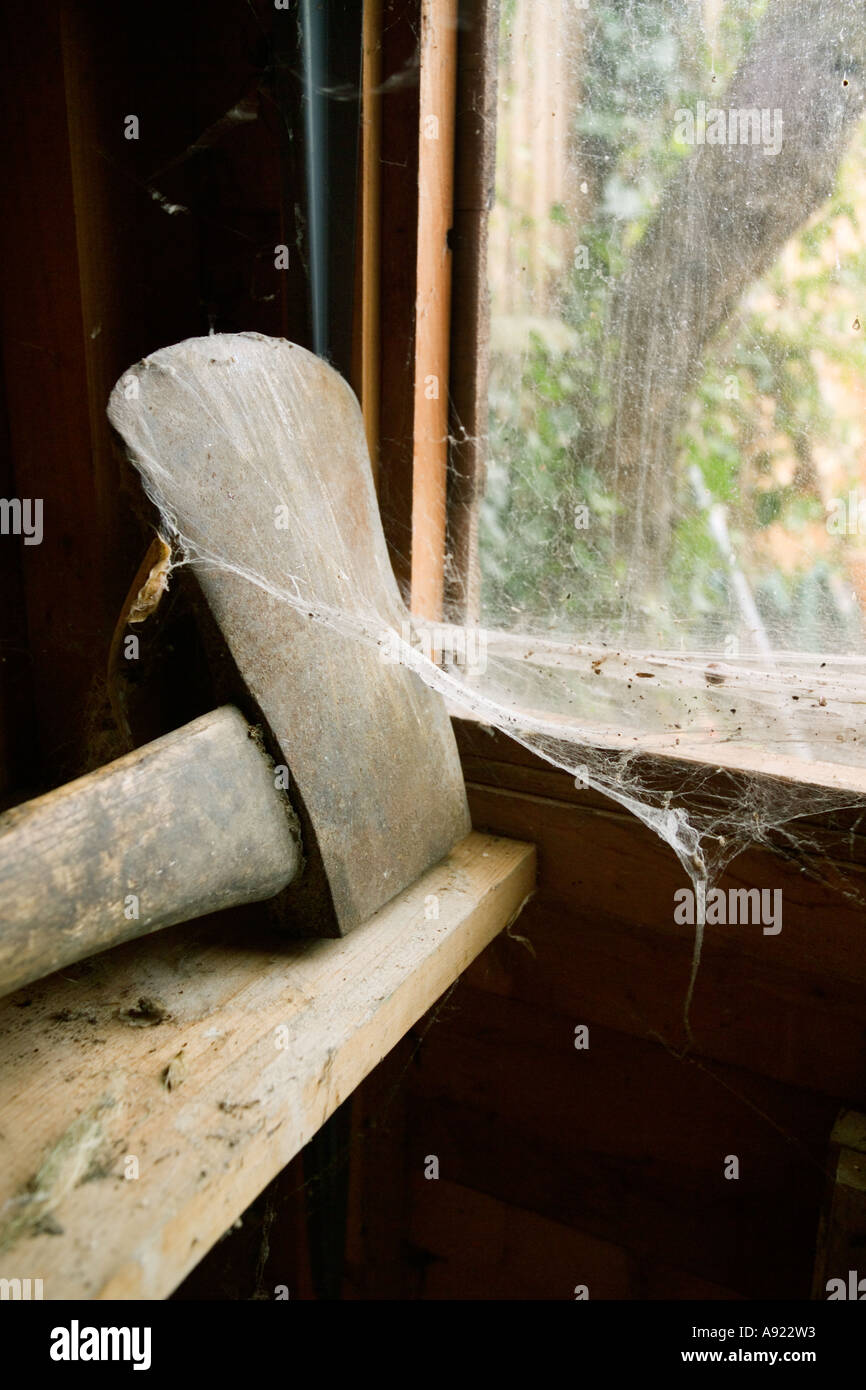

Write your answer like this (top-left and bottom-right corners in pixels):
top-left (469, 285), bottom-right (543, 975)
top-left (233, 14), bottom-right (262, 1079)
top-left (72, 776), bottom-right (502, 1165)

top-left (443, 629), bottom-right (866, 800)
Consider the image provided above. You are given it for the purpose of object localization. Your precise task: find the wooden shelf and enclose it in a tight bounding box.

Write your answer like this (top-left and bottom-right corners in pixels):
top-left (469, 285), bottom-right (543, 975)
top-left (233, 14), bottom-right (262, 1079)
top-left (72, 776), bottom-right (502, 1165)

top-left (0, 831), bottom-right (534, 1299)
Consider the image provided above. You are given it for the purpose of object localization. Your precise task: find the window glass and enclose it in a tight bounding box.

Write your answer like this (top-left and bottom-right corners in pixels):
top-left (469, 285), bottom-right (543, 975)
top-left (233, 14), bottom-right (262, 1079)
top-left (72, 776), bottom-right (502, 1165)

top-left (481, 0), bottom-right (866, 736)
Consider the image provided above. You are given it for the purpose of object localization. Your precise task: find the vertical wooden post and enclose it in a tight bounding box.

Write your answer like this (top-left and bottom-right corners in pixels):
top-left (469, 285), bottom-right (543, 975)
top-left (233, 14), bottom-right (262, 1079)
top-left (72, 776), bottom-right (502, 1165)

top-left (812, 1109), bottom-right (866, 1299)
top-left (0, 0), bottom-right (105, 782)
top-left (447, 0), bottom-right (498, 622)
top-left (361, 0), bottom-right (383, 484)
top-left (411, 0), bottom-right (458, 620)
top-left (377, 0), bottom-right (421, 596)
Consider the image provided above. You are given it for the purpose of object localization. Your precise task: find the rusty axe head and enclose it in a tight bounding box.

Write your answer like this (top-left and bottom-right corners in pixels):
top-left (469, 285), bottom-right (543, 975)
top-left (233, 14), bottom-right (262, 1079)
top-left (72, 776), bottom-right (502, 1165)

top-left (108, 332), bottom-right (470, 935)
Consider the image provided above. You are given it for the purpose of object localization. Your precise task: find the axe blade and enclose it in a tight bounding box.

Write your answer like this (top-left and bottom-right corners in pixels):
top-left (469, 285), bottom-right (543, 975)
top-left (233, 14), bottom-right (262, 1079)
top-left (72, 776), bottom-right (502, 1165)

top-left (108, 333), bottom-right (471, 935)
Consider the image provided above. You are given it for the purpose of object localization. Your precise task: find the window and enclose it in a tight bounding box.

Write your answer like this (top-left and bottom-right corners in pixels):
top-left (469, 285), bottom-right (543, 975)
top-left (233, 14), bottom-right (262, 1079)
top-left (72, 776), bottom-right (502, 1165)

top-left (462, 0), bottom-right (866, 781)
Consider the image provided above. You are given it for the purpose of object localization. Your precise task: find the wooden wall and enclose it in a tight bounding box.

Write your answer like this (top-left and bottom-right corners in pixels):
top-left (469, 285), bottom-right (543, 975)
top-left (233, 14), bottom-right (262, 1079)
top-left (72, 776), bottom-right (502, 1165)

top-left (0, 0), bottom-right (306, 792)
top-left (342, 722), bottom-right (863, 1300)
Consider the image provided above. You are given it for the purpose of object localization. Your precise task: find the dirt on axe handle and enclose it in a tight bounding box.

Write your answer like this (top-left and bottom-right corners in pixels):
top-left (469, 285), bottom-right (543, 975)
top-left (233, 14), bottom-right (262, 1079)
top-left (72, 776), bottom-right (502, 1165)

top-left (0, 334), bottom-right (470, 998)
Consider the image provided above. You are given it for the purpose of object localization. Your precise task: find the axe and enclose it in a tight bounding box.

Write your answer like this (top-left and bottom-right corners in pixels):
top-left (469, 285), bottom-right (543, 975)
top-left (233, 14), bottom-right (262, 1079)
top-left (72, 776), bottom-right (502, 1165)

top-left (0, 333), bottom-right (471, 999)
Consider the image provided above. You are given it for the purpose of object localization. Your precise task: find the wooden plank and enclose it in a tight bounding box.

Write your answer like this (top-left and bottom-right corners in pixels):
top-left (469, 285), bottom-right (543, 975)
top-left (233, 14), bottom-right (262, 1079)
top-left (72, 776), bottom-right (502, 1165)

top-left (412, 985), bottom-right (837, 1186)
top-left (408, 1094), bottom-right (816, 1298)
top-left (460, 747), bottom-right (866, 858)
top-left (464, 782), bottom-right (866, 987)
top-left (462, 777), bottom-right (866, 1103)
top-left (465, 898), bottom-right (866, 1102)
top-left (0, 0), bottom-right (104, 780)
top-left (0, 367), bottom-right (37, 797)
top-left (446, 0), bottom-right (498, 621)
top-left (343, 1036), bottom-right (416, 1298)
top-left (377, 0), bottom-right (422, 595)
top-left (353, 0), bottom-right (384, 483)
top-left (0, 831), bottom-right (535, 1299)
top-left (408, 1176), bottom-right (743, 1300)
top-left (406, 986), bottom-right (836, 1298)
top-left (1, 0), bottom-right (291, 790)
top-left (456, 705), bottom-right (866, 803)
top-left (812, 1108), bottom-right (866, 1299)
top-left (411, 0), bottom-right (458, 619)
top-left (410, 1176), bottom-right (635, 1299)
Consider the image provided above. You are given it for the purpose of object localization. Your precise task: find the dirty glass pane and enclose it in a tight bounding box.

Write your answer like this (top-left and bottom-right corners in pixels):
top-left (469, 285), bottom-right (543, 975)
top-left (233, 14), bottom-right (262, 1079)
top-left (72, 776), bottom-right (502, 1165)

top-left (482, 0), bottom-right (866, 679)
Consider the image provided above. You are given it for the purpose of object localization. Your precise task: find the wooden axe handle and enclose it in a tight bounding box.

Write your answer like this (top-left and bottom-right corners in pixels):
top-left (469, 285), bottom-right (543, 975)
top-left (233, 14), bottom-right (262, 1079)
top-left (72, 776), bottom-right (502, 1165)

top-left (0, 706), bottom-right (301, 999)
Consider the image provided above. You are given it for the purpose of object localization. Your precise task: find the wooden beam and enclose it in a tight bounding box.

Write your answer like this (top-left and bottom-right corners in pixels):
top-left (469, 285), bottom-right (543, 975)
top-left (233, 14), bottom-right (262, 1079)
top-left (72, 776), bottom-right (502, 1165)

top-left (0, 831), bottom-right (534, 1299)
top-left (411, 0), bottom-right (458, 619)
top-left (377, 0), bottom-right (421, 595)
top-left (405, 990), bottom-right (833, 1298)
top-left (407, 1176), bottom-right (742, 1300)
top-left (447, 0), bottom-right (498, 621)
top-left (455, 717), bottom-right (866, 1100)
top-left (353, 0), bottom-right (384, 485)
top-left (0, 0), bottom-right (105, 780)
top-left (812, 1109), bottom-right (866, 1299)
